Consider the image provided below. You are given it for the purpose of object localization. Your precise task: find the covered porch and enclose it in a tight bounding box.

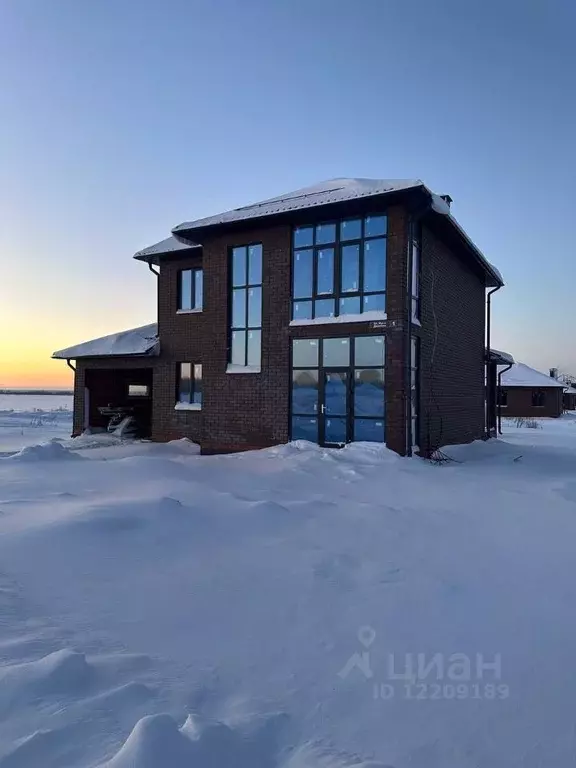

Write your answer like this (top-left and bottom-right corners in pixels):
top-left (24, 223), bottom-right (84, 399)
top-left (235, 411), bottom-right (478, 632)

top-left (52, 324), bottom-right (159, 438)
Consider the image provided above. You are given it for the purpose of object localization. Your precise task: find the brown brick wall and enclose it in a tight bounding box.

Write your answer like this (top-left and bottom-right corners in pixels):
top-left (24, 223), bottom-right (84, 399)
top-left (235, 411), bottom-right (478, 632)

top-left (501, 387), bottom-right (563, 418)
top-left (153, 226), bottom-right (292, 451)
top-left (415, 223), bottom-right (486, 453)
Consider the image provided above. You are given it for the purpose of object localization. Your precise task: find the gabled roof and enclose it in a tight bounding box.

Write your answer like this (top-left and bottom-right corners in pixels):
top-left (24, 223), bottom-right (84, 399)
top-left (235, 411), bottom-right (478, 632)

top-left (134, 235), bottom-right (200, 262)
top-left (52, 324), bottom-right (159, 360)
top-left (170, 177), bottom-right (503, 287)
top-left (499, 362), bottom-right (564, 388)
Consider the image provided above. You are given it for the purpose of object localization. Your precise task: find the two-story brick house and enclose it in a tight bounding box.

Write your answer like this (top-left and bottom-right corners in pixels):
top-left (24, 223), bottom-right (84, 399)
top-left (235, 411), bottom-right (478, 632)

top-left (53, 178), bottom-right (504, 456)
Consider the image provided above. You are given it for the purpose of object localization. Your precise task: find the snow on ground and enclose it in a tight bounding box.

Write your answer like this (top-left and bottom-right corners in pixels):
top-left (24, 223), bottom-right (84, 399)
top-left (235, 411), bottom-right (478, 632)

top-left (1, 417), bottom-right (576, 766)
top-left (0, 394), bottom-right (73, 454)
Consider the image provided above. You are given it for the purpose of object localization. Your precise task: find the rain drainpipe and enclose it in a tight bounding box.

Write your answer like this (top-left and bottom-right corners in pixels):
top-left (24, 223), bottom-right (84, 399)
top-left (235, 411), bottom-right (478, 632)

top-left (66, 359), bottom-right (76, 372)
top-left (485, 284), bottom-right (502, 437)
top-left (148, 263), bottom-right (160, 277)
top-left (497, 362), bottom-right (513, 435)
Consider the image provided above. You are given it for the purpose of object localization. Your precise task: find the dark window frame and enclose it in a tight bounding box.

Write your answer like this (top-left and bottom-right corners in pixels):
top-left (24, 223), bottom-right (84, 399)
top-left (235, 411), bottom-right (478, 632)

top-left (127, 383), bottom-right (150, 398)
top-left (177, 362), bottom-right (202, 406)
top-left (290, 335), bottom-right (386, 445)
top-left (497, 388), bottom-right (508, 407)
top-left (291, 215), bottom-right (387, 321)
top-left (228, 243), bottom-right (263, 367)
top-left (532, 389), bottom-right (545, 407)
top-left (410, 336), bottom-right (420, 445)
top-left (411, 229), bottom-right (421, 323)
top-left (177, 268), bottom-right (203, 311)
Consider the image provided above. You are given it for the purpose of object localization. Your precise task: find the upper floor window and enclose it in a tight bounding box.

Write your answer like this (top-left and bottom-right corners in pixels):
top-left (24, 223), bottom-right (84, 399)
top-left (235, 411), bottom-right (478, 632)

top-left (178, 268), bottom-right (203, 311)
top-left (292, 215), bottom-right (387, 321)
top-left (411, 237), bottom-right (421, 322)
top-left (230, 244), bottom-right (262, 368)
top-left (532, 389), bottom-right (545, 407)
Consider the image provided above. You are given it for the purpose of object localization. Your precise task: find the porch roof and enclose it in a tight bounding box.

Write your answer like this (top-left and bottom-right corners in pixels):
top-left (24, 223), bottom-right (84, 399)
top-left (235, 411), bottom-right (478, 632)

top-left (52, 324), bottom-right (159, 360)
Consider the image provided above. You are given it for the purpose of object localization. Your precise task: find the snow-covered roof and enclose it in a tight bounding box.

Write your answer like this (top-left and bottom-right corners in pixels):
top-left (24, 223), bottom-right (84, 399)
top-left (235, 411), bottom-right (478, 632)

top-left (499, 362), bottom-right (565, 388)
top-left (172, 178), bottom-right (503, 287)
top-left (133, 236), bottom-right (199, 261)
top-left (173, 179), bottom-right (421, 232)
top-left (488, 348), bottom-right (515, 365)
top-left (52, 324), bottom-right (159, 360)
top-left (564, 386), bottom-right (576, 395)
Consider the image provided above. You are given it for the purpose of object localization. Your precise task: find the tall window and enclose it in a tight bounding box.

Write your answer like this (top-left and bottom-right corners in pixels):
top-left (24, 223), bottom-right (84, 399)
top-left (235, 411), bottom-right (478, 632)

top-left (179, 268), bottom-right (203, 311)
top-left (497, 388), bottom-right (508, 407)
top-left (410, 337), bottom-right (419, 446)
top-left (292, 215), bottom-right (387, 320)
top-left (411, 237), bottom-right (421, 322)
top-left (230, 244), bottom-right (262, 367)
top-left (532, 389), bottom-right (545, 407)
top-left (178, 363), bottom-right (202, 406)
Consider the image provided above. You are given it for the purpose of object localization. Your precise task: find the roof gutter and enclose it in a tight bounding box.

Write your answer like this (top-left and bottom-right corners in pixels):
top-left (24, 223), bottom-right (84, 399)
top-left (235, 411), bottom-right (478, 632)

top-left (497, 362), bottom-right (513, 435)
top-left (485, 285), bottom-right (502, 437)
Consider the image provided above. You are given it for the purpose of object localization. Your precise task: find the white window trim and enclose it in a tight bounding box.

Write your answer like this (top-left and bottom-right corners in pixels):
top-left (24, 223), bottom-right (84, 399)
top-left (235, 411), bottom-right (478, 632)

top-left (226, 364), bottom-right (261, 374)
top-left (174, 402), bottom-right (202, 411)
top-left (289, 310), bottom-right (387, 327)
top-left (176, 308), bottom-right (203, 315)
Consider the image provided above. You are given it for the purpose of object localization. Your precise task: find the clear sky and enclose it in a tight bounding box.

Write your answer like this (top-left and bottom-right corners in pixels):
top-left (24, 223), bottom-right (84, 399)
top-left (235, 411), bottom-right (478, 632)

top-left (1, 0), bottom-right (575, 387)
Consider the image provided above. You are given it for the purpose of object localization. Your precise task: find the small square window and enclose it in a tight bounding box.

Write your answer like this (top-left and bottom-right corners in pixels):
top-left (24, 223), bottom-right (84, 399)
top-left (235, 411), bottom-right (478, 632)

top-left (294, 227), bottom-right (314, 248)
top-left (340, 218), bottom-right (362, 241)
top-left (364, 215), bottom-right (387, 238)
top-left (315, 222), bottom-right (336, 244)
top-left (128, 384), bottom-right (149, 397)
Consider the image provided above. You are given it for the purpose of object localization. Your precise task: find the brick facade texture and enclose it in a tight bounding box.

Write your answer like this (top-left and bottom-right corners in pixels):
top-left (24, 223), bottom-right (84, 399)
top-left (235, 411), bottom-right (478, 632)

top-left (414, 224), bottom-right (486, 453)
top-left (501, 387), bottom-right (563, 418)
top-left (70, 201), bottom-right (491, 456)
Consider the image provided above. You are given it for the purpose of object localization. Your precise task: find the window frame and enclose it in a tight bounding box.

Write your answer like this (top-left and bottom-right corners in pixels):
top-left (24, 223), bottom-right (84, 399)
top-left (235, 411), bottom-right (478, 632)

top-left (228, 243), bottom-right (263, 368)
top-left (411, 232), bottom-right (421, 323)
top-left (290, 335), bottom-right (386, 445)
top-left (127, 383), bottom-right (150, 398)
top-left (176, 362), bottom-right (202, 407)
top-left (410, 336), bottom-right (420, 446)
top-left (497, 388), bottom-right (508, 407)
top-left (177, 268), bottom-right (203, 312)
top-left (291, 215), bottom-right (387, 321)
top-left (532, 389), bottom-right (545, 408)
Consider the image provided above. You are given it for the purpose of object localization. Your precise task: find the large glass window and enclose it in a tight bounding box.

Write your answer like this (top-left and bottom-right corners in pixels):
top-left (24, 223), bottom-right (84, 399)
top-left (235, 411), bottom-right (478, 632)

top-left (290, 335), bottom-right (385, 444)
top-left (410, 337), bottom-right (419, 446)
top-left (179, 268), bottom-right (203, 311)
top-left (411, 236), bottom-right (421, 322)
top-left (177, 363), bottom-right (202, 406)
top-left (230, 244), bottom-right (262, 367)
top-left (291, 215), bottom-right (387, 320)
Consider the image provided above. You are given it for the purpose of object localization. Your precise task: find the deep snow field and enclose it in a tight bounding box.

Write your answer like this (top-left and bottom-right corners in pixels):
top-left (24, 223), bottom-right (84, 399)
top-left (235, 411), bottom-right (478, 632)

top-left (0, 394), bottom-right (73, 454)
top-left (1, 415), bottom-right (576, 766)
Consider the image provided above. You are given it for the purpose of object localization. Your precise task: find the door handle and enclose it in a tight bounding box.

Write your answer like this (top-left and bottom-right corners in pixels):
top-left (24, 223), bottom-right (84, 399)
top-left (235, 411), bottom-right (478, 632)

top-left (320, 404), bottom-right (326, 414)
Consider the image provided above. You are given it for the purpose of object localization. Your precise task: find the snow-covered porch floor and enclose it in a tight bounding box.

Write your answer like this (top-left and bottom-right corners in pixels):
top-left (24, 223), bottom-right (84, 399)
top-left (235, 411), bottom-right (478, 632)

top-left (1, 417), bottom-right (576, 766)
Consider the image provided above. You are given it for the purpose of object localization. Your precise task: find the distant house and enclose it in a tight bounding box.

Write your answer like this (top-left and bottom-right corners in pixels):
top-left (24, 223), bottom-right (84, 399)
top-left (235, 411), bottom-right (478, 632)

top-left (498, 363), bottom-right (564, 418)
top-left (563, 384), bottom-right (576, 411)
top-left (53, 178), bottom-right (504, 456)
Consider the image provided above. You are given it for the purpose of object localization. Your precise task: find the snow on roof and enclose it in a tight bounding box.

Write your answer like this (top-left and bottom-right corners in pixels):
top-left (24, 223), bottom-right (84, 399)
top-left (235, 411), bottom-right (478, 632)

top-left (499, 362), bottom-right (565, 388)
top-left (173, 178), bottom-right (422, 233)
top-left (133, 236), bottom-right (199, 261)
top-left (564, 386), bottom-right (576, 394)
top-left (52, 324), bottom-right (159, 360)
top-left (172, 177), bottom-right (503, 286)
top-left (489, 348), bottom-right (515, 365)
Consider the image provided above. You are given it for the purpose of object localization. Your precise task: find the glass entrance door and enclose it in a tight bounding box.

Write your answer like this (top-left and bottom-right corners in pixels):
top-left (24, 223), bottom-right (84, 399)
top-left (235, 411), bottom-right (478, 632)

top-left (321, 370), bottom-right (350, 445)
